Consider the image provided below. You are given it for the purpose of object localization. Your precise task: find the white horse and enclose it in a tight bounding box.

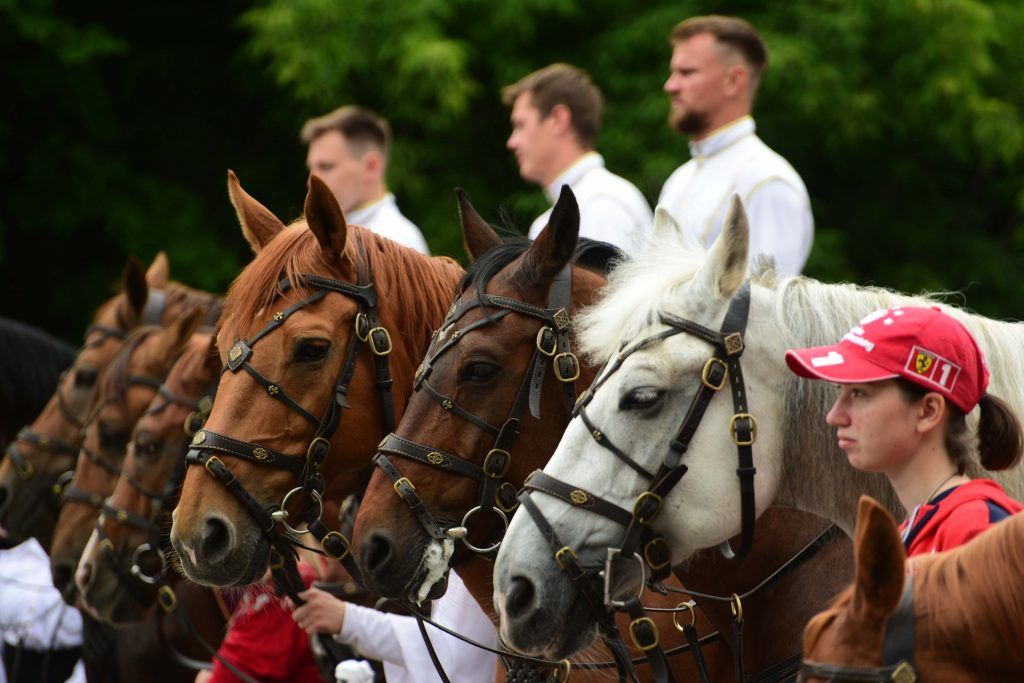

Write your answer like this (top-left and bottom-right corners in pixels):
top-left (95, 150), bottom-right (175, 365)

top-left (493, 197), bottom-right (1024, 658)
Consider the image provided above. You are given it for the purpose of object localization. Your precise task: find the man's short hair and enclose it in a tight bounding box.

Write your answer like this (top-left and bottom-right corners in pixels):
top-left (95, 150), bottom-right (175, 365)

top-left (300, 106), bottom-right (392, 159)
top-left (671, 15), bottom-right (768, 87)
top-left (501, 63), bottom-right (603, 147)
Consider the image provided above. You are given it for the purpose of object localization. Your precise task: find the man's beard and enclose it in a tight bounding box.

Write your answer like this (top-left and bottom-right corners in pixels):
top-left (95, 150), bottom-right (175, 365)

top-left (669, 107), bottom-right (708, 137)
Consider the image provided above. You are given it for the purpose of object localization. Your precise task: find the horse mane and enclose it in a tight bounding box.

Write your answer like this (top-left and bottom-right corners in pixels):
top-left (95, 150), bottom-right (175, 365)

top-left (576, 231), bottom-right (1024, 522)
top-left (98, 326), bottom-right (162, 413)
top-left (222, 222), bottom-right (462, 358)
top-left (0, 317), bottom-right (77, 437)
top-left (914, 511), bottom-right (1024, 660)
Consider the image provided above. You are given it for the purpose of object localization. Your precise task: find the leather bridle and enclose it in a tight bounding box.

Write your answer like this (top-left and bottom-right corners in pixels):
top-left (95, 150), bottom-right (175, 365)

top-left (183, 266), bottom-right (396, 594)
top-left (798, 576), bottom-right (917, 683)
top-left (373, 265), bottom-right (579, 556)
top-left (513, 282), bottom-right (757, 682)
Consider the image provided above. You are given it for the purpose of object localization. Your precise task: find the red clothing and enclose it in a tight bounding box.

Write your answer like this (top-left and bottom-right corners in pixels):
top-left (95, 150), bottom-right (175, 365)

top-left (210, 564), bottom-right (324, 683)
top-left (898, 478), bottom-right (1023, 557)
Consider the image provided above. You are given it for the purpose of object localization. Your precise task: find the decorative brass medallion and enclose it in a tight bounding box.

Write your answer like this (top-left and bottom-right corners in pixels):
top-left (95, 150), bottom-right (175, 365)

top-left (570, 490), bottom-right (588, 505)
top-left (192, 430), bottom-right (207, 445)
top-left (252, 447), bottom-right (270, 461)
top-left (427, 452), bottom-right (445, 465)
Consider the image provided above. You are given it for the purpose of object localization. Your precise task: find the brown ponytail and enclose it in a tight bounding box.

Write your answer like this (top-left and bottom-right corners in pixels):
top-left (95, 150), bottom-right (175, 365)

top-left (976, 394), bottom-right (1024, 471)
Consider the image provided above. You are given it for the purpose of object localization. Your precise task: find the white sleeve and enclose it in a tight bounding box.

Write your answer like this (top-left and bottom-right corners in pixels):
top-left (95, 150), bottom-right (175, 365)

top-left (743, 178), bottom-right (813, 277)
top-left (578, 194), bottom-right (651, 253)
top-left (336, 603), bottom-right (406, 664)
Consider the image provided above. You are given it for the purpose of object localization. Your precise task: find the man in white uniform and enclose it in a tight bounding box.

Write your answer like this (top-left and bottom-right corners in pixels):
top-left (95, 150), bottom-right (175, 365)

top-left (659, 15), bottom-right (813, 276)
top-left (504, 64), bottom-right (653, 253)
top-left (302, 106), bottom-right (430, 254)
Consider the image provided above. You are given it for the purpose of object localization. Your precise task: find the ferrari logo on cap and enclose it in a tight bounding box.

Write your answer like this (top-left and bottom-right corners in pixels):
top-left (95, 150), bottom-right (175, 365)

top-left (914, 352), bottom-right (934, 375)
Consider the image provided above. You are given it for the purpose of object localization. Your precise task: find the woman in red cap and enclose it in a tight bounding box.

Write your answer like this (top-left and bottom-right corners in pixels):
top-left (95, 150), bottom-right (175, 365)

top-left (785, 305), bottom-right (1023, 557)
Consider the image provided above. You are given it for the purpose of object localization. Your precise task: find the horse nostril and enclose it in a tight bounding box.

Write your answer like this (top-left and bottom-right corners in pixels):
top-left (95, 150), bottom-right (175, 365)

top-left (201, 517), bottom-right (232, 565)
top-left (362, 532), bottom-right (395, 574)
top-left (0, 484), bottom-right (8, 512)
top-left (76, 561), bottom-right (93, 591)
top-left (505, 576), bottom-right (536, 620)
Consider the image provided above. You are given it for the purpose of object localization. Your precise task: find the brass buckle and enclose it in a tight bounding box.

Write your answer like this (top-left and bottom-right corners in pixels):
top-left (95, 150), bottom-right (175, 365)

top-left (495, 482), bottom-right (519, 512)
top-left (700, 358), bottom-right (728, 391)
top-left (554, 546), bottom-right (578, 572)
top-left (643, 537), bottom-right (671, 570)
top-left (535, 327), bottom-right (557, 356)
top-left (204, 455), bottom-right (225, 477)
top-left (730, 413), bottom-right (757, 446)
top-left (322, 531), bottom-right (351, 560)
top-left (632, 492), bottom-right (663, 525)
top-left (730, 593), bottom-right (744, 625)
top-left (483, 449), bottom-right (511, 479)
top-left (354, 312), bottom-right (369, 341)
top-left (723, 332), bottom-right (744, 356)
top-left (158, 585), bottom-right (178, 614)
top-left (368, 327), bottom-right (393, 356)
top-left (554, 660), bottom-right (571, 682)
top-left (629, 616), bottom-right (659, 651)
top-left (393, 477), bottom-right (415, 501)
top-left (672, 601), bottom-right (697, 632)
top-left (553, 353), bottom-right (580, 382)
top-left (101, 538), bottom-right (115, 553)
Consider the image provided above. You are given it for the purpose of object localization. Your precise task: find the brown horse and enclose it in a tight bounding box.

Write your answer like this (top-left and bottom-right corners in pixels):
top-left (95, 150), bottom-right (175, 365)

top-left (49, 309), bottom-right (205, 600)
top-left (0, 253), bottom-right (219, 547)
top-left (355, 193), bottom-right (853, 681)
top-left (801, 495), bottom-right (1024, 682)
top-left (171, 173), bottom-right (462, 588)
top-left (76, 332), bottom-right (221, 622)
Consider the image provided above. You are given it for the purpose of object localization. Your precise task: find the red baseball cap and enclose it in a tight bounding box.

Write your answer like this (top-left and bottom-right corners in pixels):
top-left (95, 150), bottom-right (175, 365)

top-left (785, 306), bottom-right (989, 413)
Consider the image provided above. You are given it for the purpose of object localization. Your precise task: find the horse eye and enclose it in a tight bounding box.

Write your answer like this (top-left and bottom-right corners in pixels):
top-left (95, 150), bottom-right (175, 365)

top-left (134, 436), bottom-right (161, 458)
top-left (75, 368), bottom-right (99, 387)
top-left (460, 362), bottom-right (499, 382)
top-left (99, 422), bottom-right (130, 450)
top-left (620, 387), bottom-right (665, 411)
top-left (294, 339), bottom-right (330, 363)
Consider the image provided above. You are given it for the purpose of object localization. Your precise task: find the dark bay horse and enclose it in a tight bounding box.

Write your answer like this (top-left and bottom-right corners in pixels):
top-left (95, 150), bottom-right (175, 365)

top-left (0, 317), bottom-right (76, 451)
top-left (0, 253), bottom-right (220, 547)
top-left (171, 173), bottom-right (463, 588)
top-left (49, 309), bottom-right (206, 600)
top-left (802, 496), bottom-right (1024, 682)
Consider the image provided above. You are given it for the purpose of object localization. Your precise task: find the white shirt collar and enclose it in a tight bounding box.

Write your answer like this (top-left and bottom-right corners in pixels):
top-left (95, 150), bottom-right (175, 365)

top-left (544, 152), bottom-right (604, 202)
top-left (688, 116), bottom-right (756, 160)
top-left (347, 193), bottom-right (395, 225)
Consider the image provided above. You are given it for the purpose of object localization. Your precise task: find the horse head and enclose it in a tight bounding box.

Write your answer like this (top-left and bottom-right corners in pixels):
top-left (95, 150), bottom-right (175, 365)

top-left (49, 308), bottom-right (203, 602)
top-left (76, 333), bottom-right (219, 623)
top-left (170, 172), bottom-right (461, 588)
top-left (353, 187), bottom-right (607, 607)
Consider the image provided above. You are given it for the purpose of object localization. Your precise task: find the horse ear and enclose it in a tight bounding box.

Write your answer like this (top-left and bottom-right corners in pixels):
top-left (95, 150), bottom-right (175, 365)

top-left (155, 308), bottom-right (205, 370)
top-left (850, 496), bottom-right (906, 621)
top-left (227, 170), bottom-right (285, 254)
top-left (121, 256), bottom-right (149, 328)
top-left (305, 175), bottom-right (349, 263)
top-left (652, 206), bottom-right (681, 242)
top-left (146, 251), bottom-right (169, 288)
top-left (696, 194), bottom-right (749, 298)
top-left (514, 185), bottom-right (579, 287)
top-left (457, 188), bottom-right (501, 261)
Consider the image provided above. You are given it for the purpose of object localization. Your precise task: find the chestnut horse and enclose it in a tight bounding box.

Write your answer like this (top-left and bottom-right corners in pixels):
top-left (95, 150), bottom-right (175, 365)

top-left (0, 253), bottom-right (219, 547)
top-left (49, 309), bottom-right (205, 600)
top-left (171, 173), bottom-right (462, 588)
top-left (801, 496), bottom-right (1024, 682)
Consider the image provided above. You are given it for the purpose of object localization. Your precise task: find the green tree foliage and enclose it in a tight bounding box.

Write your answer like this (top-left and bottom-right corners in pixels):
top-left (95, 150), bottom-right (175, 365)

top-left (245, 0), bottom-right (1024, 314)
top-left (2, 1), bottom-right (1022, 343)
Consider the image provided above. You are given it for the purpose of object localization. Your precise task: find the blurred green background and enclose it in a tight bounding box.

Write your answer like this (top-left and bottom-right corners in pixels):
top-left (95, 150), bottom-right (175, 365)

top-left (3, 0), bottom-right (1023, 341)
